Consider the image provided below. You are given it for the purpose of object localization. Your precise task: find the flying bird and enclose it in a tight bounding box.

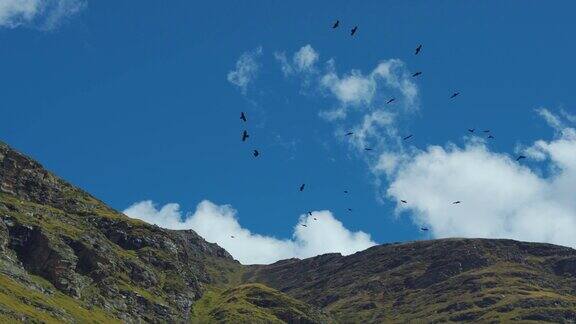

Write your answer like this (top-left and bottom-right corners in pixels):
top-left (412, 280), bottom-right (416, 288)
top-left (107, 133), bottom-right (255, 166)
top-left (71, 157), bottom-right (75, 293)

top-left (253, 150), bottom-right (260, 157)
top-left (344, 190), bottom-right (349, 194)
top-left (450, 92), bottom-right (460, 99)
top-left (420, 227), bottom-right (429, 231)
top-left (308, 211), bottom-right (313, 216)
top-left (487, 135), bottom-right (495, 139)
top-left (403, 135), bottom-right (413, 140)
top-left (412, 71), bottom-right (422, 77)
top-left (351, 26), bottom-right (358, 36)
top-left (483, 130), bottom-right (491, 133)
top-left (365, 148), bottom-right (373, 151)
top-left (301, 224), bottom-right (308, 227)
top-left (468, 129), bottom-right (475, 133)
top-left (387, 98), bottom-right (396, 104)
top-left (401, 200), bottom-right (408, 204)
top-left (231, 235), bottom-right (235, 238)
top-left (452, 201), bottom-right (462, 204)
top-left (314, 217), bottom-right (317, 220)
top-left (332, 20), bottom-right (340, 28)
top-left (240, 112), bottom-right (247, 122)
top-left (516, 155), bottom-right (526, 161)
top-left (415, 44), bottom-right (422, 55)
top-left (345, 132), bottom-right (354, 136)
top-left (347, 208), bottom-right (352, 212)
top-left (242, 130), bottom-right (249, 142)
top-left (299, 183), bottom-right (306, 192)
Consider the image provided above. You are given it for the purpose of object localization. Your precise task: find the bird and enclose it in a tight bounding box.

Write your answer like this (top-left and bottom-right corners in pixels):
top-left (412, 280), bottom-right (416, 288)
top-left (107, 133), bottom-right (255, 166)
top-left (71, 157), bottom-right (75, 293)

top-left (308, 211), bottom-right (313, 216)
top-left (516, 155), bottom-right (526, 161)
top-left (313, 217), bottom-right (317, 220)
top-left (450, 92), bottom-right (460, 99)
top-left (345, 132), bottom-right (354, 136)
top-left (415, 44), bottom-right (422, 55)
top-left (387, 98), bottom-right (396, 104)
top-left (332, 20), bottom-right (340, 28)
top-left (403, 135), bottom-right (413, 141)
top-left (240, 112), bottom-right (247, 122)
top-left (365, 148), bottom-right (373, 151)
top-left (412, 71), bottom-right (422, 77)
top-left (351, 26), bottom-right (358, 36)
top-left (344, 190), bottom-right (349, 194)
top-left (253, 150), bottom-right (260, 157)
top-left (299, 183), bottom-right (306, 192)
top-left (468, 129), bottom-right (475, 133)
top-left (452, 201), bottom-right (461, 204)
top-left (483, 130), bottom-right (491, 133)
top-left (231, 235), bottom-right (235, 238)
top-left (420, 227), bottom-right (429, 231)
top-left (301, 224), bottom-right (308, 227)
top-left (487, 135), bottom-right (495, 139)
top-left (347, 208), bottom-right (352, 212)
top-left (401, 200), bottom-right (408, 204)
top-left (242, 130), bottom-right (249, 142)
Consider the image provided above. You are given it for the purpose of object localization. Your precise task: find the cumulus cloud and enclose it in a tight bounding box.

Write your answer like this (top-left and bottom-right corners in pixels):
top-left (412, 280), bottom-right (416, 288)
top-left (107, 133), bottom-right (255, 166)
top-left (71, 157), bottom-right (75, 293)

top-left (386, 109), bottom-right (576, 249)
top-left (274, 44), bottom-right (319, 76)
top-left (124, 200), bottom-right (376, 265)
top-left (227, 47), bottom-right (263, 94)
top-left (0, 0), bottom-right (85, 30)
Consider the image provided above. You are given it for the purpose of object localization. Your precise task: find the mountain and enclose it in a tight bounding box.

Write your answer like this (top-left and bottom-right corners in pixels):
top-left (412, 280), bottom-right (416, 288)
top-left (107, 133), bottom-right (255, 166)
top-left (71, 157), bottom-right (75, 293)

top-left (1, 140), bottom-right (576, 323)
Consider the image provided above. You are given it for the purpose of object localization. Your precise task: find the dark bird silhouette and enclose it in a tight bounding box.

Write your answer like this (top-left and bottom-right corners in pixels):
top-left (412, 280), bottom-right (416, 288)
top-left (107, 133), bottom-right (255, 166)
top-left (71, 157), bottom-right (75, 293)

top-left (299, 183), bottom-right (306, 192)
top-left (345, 132), bottom-right (354, 136)
top-left (253, 150), bottom-right (260, 157)
top-left (240, 112), bottom-right (247, 122)
top-left (401, 200), bottom-right (408, 204)
top-left (308, 211), bottom-right (312, 216)
top-left (516, 155), bottom-right (527, 161)
top-left (242, 130), bottom-right (249, 142)
top-left (231, 235), bottom-right (235, 238)
top-left (415, 44), bottom-right (422, 55)
top-left (365, 148), bottom-right (373, 151)
top-left (403, 135), bottom-right (413, 140)
top-left (468, 129), bottom-right (475, 133)
top-left (412, 71), bottom-right (422, 77)
top-left (387, 98), bottom-right (396, 104)
top-left (420, 227), bottom-right (429, 231)
top-left (487, 135), bottom-right (495, 139)
top-left (301, 224), bottom-right (308, 227)
top-left (483, 130), bottom-right (491, 133)
top-left (314, 217), bottom-right (317, 220)
top-left (344, 190), bottom-right (349, 194)
top-left (351, 26), bottom-right (358, 36)
top-left (332, 20), bottom-right (340, 28)
top-left (347, 208), bottom-right (352, 212)
top-left (450, 92), bottom-right (460, 99)
top-left (452, 201), bottom-right (462, 204)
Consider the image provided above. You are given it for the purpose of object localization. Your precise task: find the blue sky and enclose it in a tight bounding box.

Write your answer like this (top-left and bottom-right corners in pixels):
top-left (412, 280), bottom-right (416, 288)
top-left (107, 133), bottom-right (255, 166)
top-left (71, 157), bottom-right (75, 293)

top-left (3, 1), bottom-right (576, 264)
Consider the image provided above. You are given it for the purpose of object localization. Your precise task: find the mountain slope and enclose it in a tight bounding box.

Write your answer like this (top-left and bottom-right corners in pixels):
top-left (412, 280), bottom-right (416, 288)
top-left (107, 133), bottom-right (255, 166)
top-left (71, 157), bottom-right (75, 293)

top-left (245, 238), bottom-right (576, 322)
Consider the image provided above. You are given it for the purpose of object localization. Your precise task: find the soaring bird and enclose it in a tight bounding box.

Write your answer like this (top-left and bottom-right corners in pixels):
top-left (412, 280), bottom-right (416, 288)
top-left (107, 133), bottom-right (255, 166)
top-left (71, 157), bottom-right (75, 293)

top-left (308, 211), bottom-right (313, 216)
top-left (420, 227), bottom-right (429, 231)
top-left (299, 183), bottom-right (306, 192)
top-left (242, 130), bottom-right (249, 142)
top-left (452, 201), bottom-right (462, 204)
top-left (240, 112), bottom-right (247, 122)
top-left (415, 44), bottom-right (422, 55)
top-left (487, 135), bottom-right (495, 139)
top-left (314, 217), bottom-right (317, 220)
top-left (345, 132), bottom-right (354, 136)
top-left (347, 208), bottom-right (352, 212)
top-left (253, 150), bottom-right (260, 157)
top-left (450, 92), bottom-right (460, 99)
top-left (301, 224), bottom-right (308, 227)
top-left (403, 135), bottom-right (413, 140)
top-left (468, 129), bottom-right (475, 133)
top-left (332, 20), bottom-right (340, 28)
top-left (412, 71), bottom-right (422, 77)
top-left (516, 155), bottom-right (526, 161)
top-left (483, 130), bottom-right (491, 133)
top-left (387, 98), bottom-right (396, 104)
top-left (344, 190), bottom-right (349, 194)
top-left (365, 148), bottom-right (373, 151)
top-left (351, 26), bottom-right (358, 36)
top-left (401, 200), bottom-right (408, 204)
top-left (231, 235), bottom-right (235, 238)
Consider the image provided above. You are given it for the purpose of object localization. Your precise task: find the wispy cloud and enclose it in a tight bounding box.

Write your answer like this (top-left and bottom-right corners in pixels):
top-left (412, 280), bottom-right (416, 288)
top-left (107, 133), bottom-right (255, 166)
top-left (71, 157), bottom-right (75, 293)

top-left (274, 44), bottom-right (319, 77)
top-left (124, 200), bottom-right (376, 265)
top-left (227, 47), bottom-right (263, 95)
top-left (0, 0), bottom-right (85, 30)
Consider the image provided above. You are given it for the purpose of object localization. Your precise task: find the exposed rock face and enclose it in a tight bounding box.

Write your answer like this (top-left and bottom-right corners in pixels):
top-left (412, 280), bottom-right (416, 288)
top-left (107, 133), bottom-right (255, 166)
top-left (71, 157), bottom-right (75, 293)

top-left (3, 139), bottom-right (576, 323)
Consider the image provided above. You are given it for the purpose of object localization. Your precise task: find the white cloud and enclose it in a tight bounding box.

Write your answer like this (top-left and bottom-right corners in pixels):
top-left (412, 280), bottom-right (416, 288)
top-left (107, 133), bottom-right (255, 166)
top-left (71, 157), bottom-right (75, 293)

top-left (0, 0), bottom-right (85, 30)
top-left (274, 44), bottom-right (319, 77)
top-left (227, 47), bottom-right (262, 95)
top-left (124, 200), bottom-right (376, 265)
top-left (386, 109), bottom-right (576, 249)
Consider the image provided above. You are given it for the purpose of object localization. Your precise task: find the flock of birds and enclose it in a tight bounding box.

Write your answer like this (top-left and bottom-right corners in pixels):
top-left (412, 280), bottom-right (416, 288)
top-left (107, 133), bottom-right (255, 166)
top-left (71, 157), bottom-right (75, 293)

top-left (234, 20), bottom-right (528, 234)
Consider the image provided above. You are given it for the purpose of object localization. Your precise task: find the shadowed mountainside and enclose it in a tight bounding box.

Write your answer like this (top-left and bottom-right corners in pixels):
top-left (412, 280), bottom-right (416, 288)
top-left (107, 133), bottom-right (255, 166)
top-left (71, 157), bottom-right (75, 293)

top-left (2, 140), bottom-right (576, 323)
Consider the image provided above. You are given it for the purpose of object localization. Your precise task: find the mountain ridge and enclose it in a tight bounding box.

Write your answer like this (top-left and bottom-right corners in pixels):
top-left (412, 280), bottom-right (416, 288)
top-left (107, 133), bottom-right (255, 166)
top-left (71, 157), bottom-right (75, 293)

top-left (2, 139), bottom-right (576, 323)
